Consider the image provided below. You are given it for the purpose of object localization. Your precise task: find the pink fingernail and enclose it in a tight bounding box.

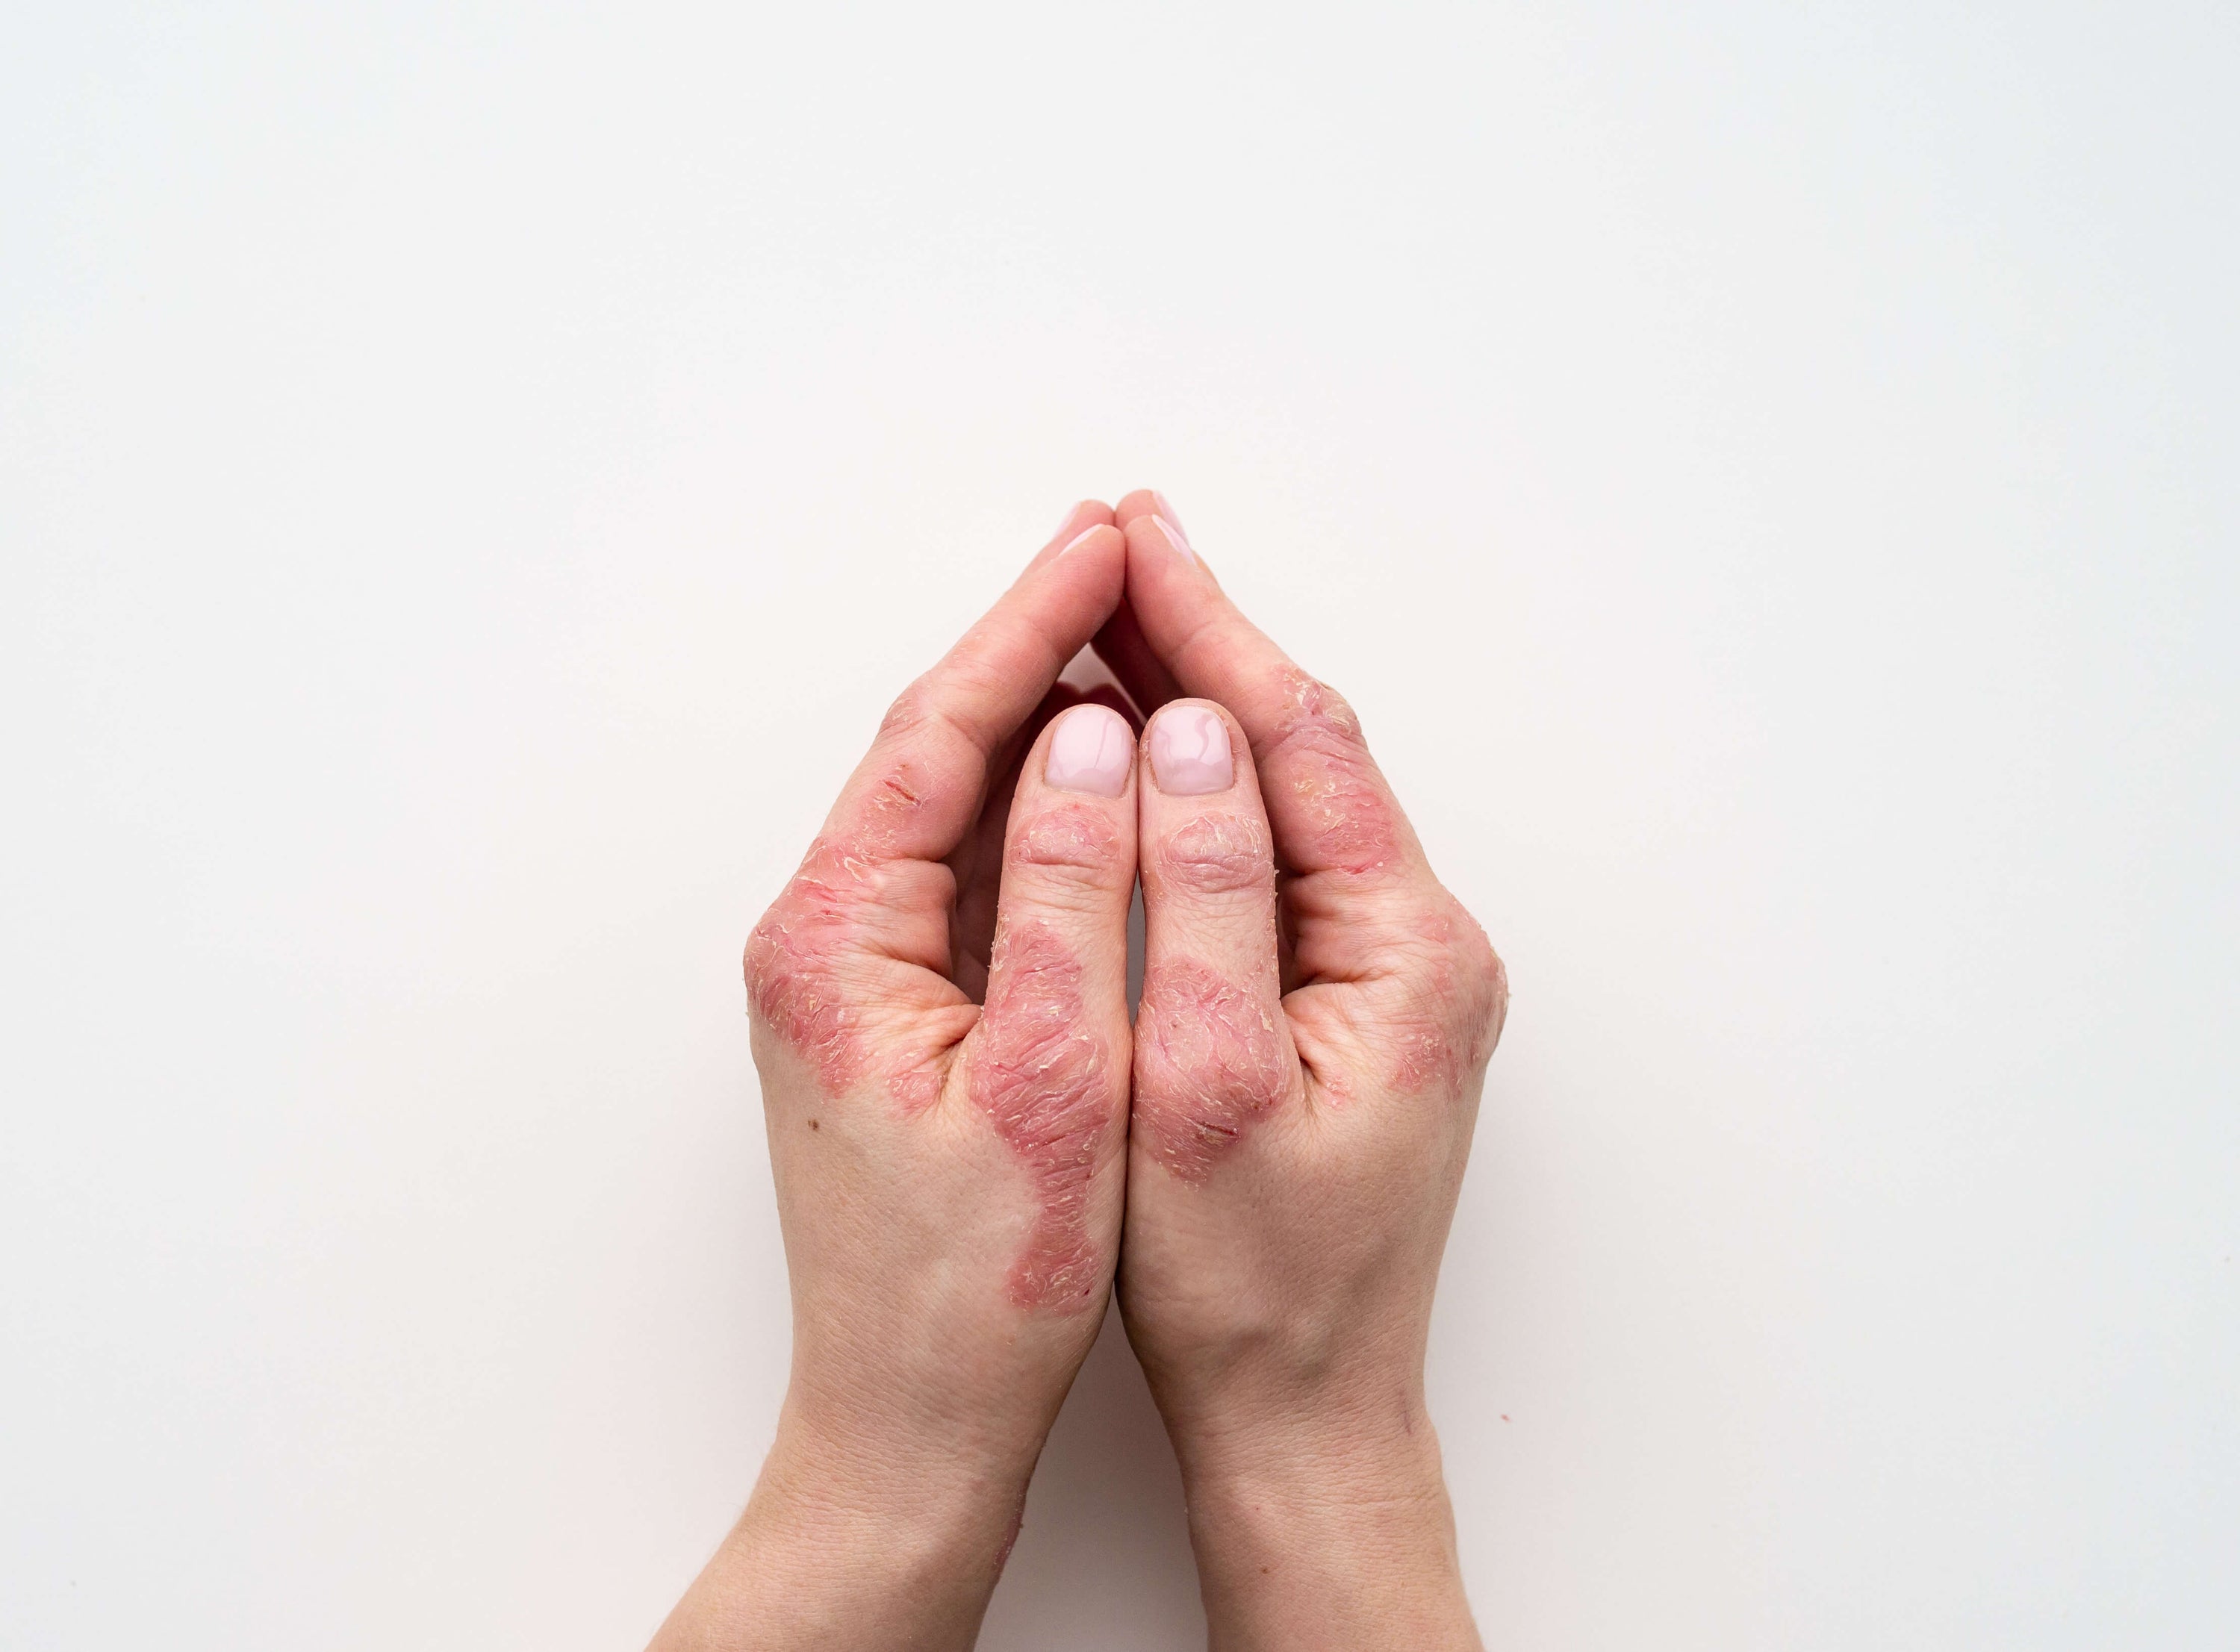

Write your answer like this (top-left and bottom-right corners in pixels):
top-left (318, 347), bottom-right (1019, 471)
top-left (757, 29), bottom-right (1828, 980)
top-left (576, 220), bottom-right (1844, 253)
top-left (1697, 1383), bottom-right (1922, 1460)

top-left (1054, 500), bottom-right (1087, 539)
top-left (1045, 705), bottom-right (1133, 797)
top-left (1059, 525), bottom-right (1101, 557)
top-left (1148, 705), bottom-right (1232, 795)
top-left (1153, 492), bottom-right (1187, 543)
top-left (1153, 515), bottom-right (1195, 567)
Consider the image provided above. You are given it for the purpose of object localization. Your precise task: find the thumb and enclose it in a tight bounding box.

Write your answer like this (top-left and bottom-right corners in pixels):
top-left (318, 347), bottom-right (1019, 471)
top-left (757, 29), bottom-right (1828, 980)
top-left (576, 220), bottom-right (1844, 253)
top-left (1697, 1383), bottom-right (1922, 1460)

top-left (956, 702), bottom-right (1139, 1312)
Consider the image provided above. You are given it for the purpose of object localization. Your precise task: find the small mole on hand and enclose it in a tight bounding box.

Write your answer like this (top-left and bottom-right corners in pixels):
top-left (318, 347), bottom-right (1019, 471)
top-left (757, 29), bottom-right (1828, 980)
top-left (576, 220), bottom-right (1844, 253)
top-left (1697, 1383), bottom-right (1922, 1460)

top-left (808, 1119), bottom-right (820, 1131)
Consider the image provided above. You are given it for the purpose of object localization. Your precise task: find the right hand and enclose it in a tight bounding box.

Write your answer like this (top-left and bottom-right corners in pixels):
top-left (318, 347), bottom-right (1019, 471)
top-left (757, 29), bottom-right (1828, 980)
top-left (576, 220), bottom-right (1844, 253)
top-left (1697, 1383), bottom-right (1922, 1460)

top-left (1095, 491), bottom-right (1508, 1650)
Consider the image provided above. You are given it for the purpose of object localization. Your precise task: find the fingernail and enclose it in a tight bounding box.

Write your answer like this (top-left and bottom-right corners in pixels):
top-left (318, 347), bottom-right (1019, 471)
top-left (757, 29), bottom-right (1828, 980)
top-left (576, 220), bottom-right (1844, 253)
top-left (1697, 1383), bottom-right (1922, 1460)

top-left (1059, 525), bottom-right (1101, 557)
top-left (1054, 500), bottom-right (1087, 539)
top-left (1148, 705), bottom-right (1233, 795)
top-left (1153, 492), bottom-right (1188, 543)
top-left (1046, 704), bottom-right (1133, 797)
top-left (1153, 515), bottom-right (1196, 567)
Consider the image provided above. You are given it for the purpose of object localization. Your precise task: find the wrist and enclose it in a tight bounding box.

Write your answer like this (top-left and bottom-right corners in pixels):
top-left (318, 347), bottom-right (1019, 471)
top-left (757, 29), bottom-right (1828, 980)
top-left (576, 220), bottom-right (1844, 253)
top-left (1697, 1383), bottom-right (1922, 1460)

top-left (649, 1400), bottom-right (1036, 1652)
top-left (1164, 1392), bottom-right (1481, 1652)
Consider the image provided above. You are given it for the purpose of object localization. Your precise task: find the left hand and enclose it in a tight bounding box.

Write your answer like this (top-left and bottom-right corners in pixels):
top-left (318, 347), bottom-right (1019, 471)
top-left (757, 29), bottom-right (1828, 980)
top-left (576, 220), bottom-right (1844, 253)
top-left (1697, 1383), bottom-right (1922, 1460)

top-left (653, 504), bottom-right (1141, 1652)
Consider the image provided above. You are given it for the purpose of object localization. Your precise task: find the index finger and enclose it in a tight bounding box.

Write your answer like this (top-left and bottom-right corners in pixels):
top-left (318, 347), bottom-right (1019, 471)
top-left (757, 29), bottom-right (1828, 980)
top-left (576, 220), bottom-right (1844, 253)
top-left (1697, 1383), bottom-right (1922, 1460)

top-left (824, 514), bottom-right (1127, 864)
top-left (745, 512), bottom-right (1131, 1093)
top-left (1097, 493), bottom-right (1426, 890)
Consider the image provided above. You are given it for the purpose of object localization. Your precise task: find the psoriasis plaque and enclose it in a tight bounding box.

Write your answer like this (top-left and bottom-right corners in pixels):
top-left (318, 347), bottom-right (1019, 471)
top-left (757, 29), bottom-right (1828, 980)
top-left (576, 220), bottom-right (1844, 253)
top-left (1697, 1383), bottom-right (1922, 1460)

top-left (968, 920), bottom-right (1112, 1310)
top-left (1134, 958), bottom-right (1294, 1182)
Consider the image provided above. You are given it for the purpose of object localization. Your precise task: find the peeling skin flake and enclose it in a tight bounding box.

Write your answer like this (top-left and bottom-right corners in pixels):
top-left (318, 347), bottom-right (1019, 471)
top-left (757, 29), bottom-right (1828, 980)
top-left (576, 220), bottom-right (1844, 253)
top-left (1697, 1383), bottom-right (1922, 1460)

top-left (743, 832), bottom-right (887, 1095)
top-left (1273, 664), bottom-right (1363, 744)
top-left (1266, 667), bottom-right (1401, 874)
top-left (1013, 804), bottom-right (1120, 870)
top-left (1287, 758), bottom-right (1401, 874)
top-left (1135, 958), bottom-right (1295, 1182)
top-left (743, 809), bottom-right (948, 1109)
top-left (1158, 811), bottom-right (1272, 894)
top-left (969, 920), bottom-right (1110, 1312)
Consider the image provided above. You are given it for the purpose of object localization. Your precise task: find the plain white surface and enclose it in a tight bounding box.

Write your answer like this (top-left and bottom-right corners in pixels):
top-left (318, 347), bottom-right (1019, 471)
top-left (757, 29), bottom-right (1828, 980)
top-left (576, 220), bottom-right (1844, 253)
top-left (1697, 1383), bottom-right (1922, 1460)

top-left (4, 4), bottom-right (2236, 1648)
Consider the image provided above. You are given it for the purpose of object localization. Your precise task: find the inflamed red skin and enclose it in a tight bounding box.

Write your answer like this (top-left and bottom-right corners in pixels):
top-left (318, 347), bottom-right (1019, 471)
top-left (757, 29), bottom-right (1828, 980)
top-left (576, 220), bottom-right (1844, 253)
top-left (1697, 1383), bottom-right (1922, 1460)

top-left (966, 919), bottom-right (1110, 1309)
top-left (747, 788), bottom-right (1131, 1306)
top-left (1100, 493), bottom-right (1506, 1652)
top-left (743, 814), bottom-right (975, 1111)
top-left (1265, 666), bottom-right (1404, 878)
top-left (1134, 956), bottom-right (1298, 1182)
top-left (745, 832), bottom-right (903, 1098)
top-left (655, 508), bottom-right (1141, 1652)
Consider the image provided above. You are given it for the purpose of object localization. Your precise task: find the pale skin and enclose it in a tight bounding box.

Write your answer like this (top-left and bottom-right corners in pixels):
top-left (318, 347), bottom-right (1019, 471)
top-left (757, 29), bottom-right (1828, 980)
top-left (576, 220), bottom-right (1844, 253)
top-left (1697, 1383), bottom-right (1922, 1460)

top-left (650, 493), bottom-right (1507, 1652)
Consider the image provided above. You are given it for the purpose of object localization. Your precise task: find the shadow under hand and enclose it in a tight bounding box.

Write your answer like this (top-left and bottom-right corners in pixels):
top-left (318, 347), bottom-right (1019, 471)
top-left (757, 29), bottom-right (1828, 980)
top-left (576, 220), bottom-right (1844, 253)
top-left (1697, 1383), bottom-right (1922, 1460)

top-left (975, 1305), bottom-right (1205, 1651)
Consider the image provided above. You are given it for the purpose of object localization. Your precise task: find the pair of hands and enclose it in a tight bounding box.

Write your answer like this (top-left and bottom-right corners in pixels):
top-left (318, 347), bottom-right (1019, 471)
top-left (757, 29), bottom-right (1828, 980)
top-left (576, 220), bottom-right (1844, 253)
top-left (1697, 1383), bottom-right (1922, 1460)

top-left (654, 493), bottom-right (1507, 1651)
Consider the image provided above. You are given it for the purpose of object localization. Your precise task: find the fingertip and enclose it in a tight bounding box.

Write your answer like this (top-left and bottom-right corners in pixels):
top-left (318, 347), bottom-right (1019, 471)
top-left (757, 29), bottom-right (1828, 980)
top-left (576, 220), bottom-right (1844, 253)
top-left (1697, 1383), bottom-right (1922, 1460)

top-left (1091, 597), bottom-right (1183, 720)
top-left (1112, 489), bottom-right (1163, 528)
top-left (993, 703), bottom-right (1140, 951)
top-left (1144, 699), bottom-right (1234, 797)
top-left (1044, 702), bottom-right (1136, 799)
top-left (1077, 681), bottom-right (1143, 733)
top-left (1033, 519), bottom-right (1127, 576)
top-left (1050, 498), bottom-right (1118, 546)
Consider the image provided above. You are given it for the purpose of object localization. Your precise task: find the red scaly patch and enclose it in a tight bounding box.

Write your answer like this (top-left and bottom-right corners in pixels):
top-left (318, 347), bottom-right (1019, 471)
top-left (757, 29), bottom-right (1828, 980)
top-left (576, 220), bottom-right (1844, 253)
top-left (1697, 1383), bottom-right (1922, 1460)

top-left (1134, 958), bottom-right (1294, 1181)
top-left (969, 920), bottom-right (1113, 1312)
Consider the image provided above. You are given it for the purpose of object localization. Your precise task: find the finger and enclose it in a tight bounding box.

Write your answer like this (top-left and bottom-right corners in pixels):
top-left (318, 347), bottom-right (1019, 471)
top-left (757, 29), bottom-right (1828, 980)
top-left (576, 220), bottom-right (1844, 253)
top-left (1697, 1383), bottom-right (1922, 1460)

top-left (1112, 487), bottom-right (1184, 542)
top-left (1089, 490), bottom-right (1188, 714)
top-left (1039, 498), bottom-right (1116, 565)
top-left (1113, 502), bottom-right (1430, 893)
top-left (1090, 594), bottom-right (1183, 720)
top-left (1132, 699), bottom-right (1299, 1182)
top-left (949, 683), bottom-right (1083, 999)
top-left (745, 523), bottom-right (1127, 1097)
top-left (959, 702), bottom-right (1140, 1309)
top-left (1076, 682), bottom-right (1140, 729)
top-left (830, 520), bottom-right (1126, 858)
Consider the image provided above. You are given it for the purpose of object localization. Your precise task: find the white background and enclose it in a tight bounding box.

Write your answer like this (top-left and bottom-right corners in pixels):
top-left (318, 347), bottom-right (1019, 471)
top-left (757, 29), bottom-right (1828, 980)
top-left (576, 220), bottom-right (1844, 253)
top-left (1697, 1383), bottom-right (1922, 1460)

top-left (4, 4), bottom-right (2236, 1648)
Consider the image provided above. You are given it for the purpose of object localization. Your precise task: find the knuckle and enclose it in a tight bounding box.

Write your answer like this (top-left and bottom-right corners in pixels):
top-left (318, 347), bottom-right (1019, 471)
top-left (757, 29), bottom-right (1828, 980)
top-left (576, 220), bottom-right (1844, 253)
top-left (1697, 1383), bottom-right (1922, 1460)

top-left (1275, 743), bottom-right (1401, 876)
top-left (740, 930), bottom-right (776, 1003)
top-left (1270, 664), bottom-right (1367, 751)
top-left (744, 838), bottom-right (880, 1011)
top-left (1154, 812), bottom-right (1272, 897)
top-left (1147, 958), bottom-right (1290, 1101)
top-left (976, 920), bottom-right (1121, 1129)
top-left (1379, 895), bottom-right (1508, 1088)
top-left (1010, 805), bottom-right (1127, 883)
top-left (1134, 960), bottom-right (1292, 1119)
top-left (877, 678), bottom-right (936, 743)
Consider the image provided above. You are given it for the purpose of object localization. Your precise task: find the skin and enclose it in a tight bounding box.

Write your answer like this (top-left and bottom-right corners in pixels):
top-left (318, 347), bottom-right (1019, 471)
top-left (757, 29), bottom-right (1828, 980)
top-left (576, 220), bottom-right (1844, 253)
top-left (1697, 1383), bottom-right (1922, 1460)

top-left (1102, 492), bottom-right (1506, 1651)
top-left (651, 493), bottom-right (1506, 1651)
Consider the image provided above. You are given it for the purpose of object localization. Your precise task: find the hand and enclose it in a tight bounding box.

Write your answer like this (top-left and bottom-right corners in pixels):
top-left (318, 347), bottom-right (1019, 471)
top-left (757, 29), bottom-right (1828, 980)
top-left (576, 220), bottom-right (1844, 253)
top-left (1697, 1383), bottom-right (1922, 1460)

top-left (652, 505), bottom-right (1142, 1651)
top-left (1095, 492), bottom-right (1508, 1650)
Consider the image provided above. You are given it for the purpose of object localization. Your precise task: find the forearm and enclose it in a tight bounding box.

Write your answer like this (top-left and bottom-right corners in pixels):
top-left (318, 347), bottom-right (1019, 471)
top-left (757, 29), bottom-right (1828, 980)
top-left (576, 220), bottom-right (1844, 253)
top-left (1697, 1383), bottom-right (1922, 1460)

top-left (1172, 1405), bottom-right (1481, 1652)
top-left (647, 1407), bottom-right (1031, 1652)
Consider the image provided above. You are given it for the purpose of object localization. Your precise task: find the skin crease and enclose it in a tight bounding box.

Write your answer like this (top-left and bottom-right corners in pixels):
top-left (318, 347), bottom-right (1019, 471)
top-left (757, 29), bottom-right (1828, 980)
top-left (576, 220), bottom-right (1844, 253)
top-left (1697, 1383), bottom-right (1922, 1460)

top-left (1133, 956), bottom-right (1296, 1181)
top-left (745, 830), bottom-right (953, 1109)
top-left (652, 511), bottom-right (1140, 1652)
top-left (653, 490), bottom-right (1508, 1652)
top-left (1096, 492), bottom-right (1508, 1652)
top-left (967, 918), bottom-right (1109, 1309)
top-left (1264, 666), bottom-right (1402, 876)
